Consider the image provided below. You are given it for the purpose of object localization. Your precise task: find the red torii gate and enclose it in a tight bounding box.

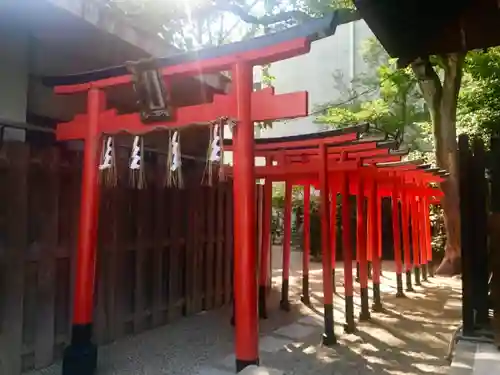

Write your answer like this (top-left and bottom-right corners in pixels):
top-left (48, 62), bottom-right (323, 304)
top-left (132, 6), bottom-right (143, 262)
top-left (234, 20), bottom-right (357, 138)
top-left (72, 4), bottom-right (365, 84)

top-left (224, 127), bottom-right (445, 342)
top-left (43, 12), bottom-right (346, 375)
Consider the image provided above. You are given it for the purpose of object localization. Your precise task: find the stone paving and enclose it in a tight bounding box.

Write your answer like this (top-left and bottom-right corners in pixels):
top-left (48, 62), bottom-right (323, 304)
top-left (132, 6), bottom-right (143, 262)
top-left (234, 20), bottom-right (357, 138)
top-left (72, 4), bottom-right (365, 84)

top-left (450, 341), bottom-right (500, 375)
top-left (29, 247), bottom-right (462, 375)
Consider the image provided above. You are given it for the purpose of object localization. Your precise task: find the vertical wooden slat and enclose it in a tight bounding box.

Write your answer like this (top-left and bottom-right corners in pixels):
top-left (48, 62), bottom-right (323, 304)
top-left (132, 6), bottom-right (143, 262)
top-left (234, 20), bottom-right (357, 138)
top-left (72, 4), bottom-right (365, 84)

top-left (34, 148), bottom-right (59, 368)
top-left (191, 187), bottom-right (202, 312)
top-left (168, 187), bottom-right (182, 320)
top-left (64, 152), bottom-right (82, 349)
top-left (198, 187), bottom-right (207, 311)
top-left (215, 184), bottom-right (225, 307)
top-left (205, 187), bottom-right (216, 310)
top-left (0, 143), bottom-right (29, 374)
top-left (94, 187), bottom-right (109, 344)
top-left (133, 189), bottom-right (144, 332)
top-left (224, 182), bottom-right (233, 304)
top-left (152, 170), bottom-right (165, 327)
top-left (185, 187), bottom-right (197, 315)
top-left (112, 156), bottom-right (129, 339)
top-left (105, 183), bottom-right (121, 341)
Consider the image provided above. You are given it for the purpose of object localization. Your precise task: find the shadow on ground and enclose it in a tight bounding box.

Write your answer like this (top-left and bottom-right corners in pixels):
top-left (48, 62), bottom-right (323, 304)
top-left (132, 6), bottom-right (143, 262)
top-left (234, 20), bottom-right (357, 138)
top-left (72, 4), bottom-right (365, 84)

top-left (264, 246), bottom-right (462, 375)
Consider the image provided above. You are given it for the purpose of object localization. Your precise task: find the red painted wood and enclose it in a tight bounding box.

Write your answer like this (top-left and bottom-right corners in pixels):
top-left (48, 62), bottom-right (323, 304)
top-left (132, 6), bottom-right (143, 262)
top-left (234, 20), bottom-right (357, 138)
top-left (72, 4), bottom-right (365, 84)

top-left (410, 196), bottom-right (421, 267)
top-left (391, 183), bottom-right (403, 275)
top-left (401, 191), bottom-right (412, 272)
top-left (232, 62), bottom-right (258, 364)
top-left (73, 89), bottom-right (103, 325)
top-left (340, 171), bottom-right (354, 297)
top-left (259, 169), bottom-right (272, 286)
top-left (319, 144), bottom-right (334, 306)
top-left (282, 182), bottom-right (292, 283)
top-left (357, 176), bottom-right (368, 289)
top-left (423, 197), bottom-right (433, 263)
top-left (366, 178), bottom-right (374, 263)
top-left (303, 185), bottom-right (311, 284)
top-left (251, 141), bottom-right (379, 156)
top-left (371, 184), bottom-right (382, 285)
top-left (55, 38), bottom-right (311, 94)
top-left (418, 198), bottom-right (427, 268)
top-left (329, 185), bottom-right (337, 273)
top-left (56, 88), bottom-right (308, 140)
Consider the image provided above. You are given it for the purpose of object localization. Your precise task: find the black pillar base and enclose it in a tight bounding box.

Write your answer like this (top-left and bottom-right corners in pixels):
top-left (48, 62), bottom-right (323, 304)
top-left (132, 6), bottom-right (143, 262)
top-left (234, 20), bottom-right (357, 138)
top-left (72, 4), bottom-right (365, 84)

top-left (280, 279), bottom-right (290, 312)
top-left (236, 358), bottom-right (259, 373)
top-left (322, 303), bottom-right (337, 346)
top-left (359, 287), bottom-right (371, 321)
top-left (405, 271), bottom-right (415, 292)
top-left (428, 263), bottom-right (434, 278)
top-left (414, 266), bottom-right (421, 286)
top-left (62, 324), bottom-right (97, 375)
top-left (301, 274), bottom-right (311, 306)
top-left (396, 273), bottom-right (406, 298)
top-left (422, 263), bottom-right (429, 281)
top-left (258, 285), bottom-right (268, 320)
top-left (371, 284), bottom-right (383, 312)
top-left (344, 295), bottom-right (356, 333)
top-left (322, 332), bottom-right (337, 347)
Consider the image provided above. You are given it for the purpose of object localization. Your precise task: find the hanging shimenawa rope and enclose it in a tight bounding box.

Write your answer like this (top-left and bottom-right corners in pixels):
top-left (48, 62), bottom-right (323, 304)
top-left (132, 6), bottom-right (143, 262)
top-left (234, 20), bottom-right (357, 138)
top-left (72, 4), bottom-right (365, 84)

top-left (98, 136), bottom-right (117, 187)
top-left (129, 135), bottom-right (146, 189)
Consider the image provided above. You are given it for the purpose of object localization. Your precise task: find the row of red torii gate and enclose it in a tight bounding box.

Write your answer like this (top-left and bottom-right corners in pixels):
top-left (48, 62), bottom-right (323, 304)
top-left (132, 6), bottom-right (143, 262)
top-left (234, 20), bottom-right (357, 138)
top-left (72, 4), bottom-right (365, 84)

top-left (42, 12), bottom-right (446, 375)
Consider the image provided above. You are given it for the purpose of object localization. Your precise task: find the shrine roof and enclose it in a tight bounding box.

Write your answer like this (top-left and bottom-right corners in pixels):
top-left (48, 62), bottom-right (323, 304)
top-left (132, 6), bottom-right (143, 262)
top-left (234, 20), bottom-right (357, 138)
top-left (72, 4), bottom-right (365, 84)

top-left (41, 12), bottom-right (340, 87)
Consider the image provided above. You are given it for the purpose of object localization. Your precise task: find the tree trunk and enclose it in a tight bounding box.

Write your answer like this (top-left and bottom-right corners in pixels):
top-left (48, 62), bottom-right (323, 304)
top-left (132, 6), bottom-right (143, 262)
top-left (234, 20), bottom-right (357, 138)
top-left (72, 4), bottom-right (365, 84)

top-left (412, 53), bottom-right (464, 276)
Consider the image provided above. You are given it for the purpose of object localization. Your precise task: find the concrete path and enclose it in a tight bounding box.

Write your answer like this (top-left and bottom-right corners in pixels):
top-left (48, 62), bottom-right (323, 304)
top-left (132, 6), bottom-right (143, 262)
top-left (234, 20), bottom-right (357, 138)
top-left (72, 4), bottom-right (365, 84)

top-left (29, 247), bottom-right (462, 374)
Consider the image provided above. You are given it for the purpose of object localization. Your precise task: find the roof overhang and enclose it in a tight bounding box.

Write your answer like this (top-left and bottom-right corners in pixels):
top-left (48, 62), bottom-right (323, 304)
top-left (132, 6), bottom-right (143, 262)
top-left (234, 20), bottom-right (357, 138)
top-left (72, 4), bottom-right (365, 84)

top-left (354, 0), bottom-right (500, 65)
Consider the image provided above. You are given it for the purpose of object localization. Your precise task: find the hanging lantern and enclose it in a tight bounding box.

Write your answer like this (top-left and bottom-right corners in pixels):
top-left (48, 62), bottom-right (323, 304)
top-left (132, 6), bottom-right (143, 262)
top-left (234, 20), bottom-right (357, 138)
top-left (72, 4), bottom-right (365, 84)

top-left (129, 135), bottom-right (146, 189)
top-left (98, 136), bottom-right (117, 187)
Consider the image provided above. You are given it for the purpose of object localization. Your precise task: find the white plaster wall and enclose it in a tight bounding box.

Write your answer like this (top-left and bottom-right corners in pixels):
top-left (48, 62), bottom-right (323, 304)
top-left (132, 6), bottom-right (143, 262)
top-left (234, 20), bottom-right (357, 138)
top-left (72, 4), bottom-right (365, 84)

top-left (259, 20), bottom-right (375, 139)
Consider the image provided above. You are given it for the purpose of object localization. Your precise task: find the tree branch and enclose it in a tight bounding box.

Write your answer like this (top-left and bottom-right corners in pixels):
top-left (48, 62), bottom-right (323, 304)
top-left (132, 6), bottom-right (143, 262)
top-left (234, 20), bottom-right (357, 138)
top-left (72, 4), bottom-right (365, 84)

top-left (212, 1), bottom-right (361, 27)
top-left (215, 2), bottom-right (313, 24)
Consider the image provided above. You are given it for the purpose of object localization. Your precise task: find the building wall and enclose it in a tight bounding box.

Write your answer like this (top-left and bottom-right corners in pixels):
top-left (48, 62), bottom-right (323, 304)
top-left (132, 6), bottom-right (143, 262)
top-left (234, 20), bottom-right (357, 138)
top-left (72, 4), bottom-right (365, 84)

top-left (259, 20), bottom-right (375, 139)
top-left (0, 20), bottom-right (30, 140)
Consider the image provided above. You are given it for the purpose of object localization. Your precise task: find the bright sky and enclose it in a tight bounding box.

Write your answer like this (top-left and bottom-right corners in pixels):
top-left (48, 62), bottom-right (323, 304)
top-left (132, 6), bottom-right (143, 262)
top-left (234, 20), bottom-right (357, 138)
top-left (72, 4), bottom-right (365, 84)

top-left (166, 0), bottom-right (269, 49)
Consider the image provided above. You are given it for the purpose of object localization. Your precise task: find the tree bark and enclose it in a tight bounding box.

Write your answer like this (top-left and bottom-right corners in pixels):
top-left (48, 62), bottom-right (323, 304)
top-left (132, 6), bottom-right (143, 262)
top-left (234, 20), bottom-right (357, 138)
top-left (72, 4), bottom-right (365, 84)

top-left (412, 53), bottom-right (464, 276)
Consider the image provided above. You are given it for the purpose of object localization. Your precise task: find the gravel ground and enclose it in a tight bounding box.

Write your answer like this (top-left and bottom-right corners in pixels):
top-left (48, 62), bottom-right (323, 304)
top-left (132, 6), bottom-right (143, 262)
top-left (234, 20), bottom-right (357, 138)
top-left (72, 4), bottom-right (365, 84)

top-left (28, 247), bottom-right (461, 375)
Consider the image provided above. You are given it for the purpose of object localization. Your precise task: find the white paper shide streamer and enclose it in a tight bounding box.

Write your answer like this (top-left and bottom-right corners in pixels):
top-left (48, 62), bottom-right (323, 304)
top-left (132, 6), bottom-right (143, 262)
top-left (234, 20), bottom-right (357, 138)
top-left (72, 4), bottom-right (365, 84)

top-left (166, 130), bottom-right (183, 187)
top-left (129, 135), bottom-right (146, 189)
top-left (130, 136), bottom-right (141, 170)
top-left (99, 136), bottom-right (117, 186)
top-left (209, 124), bottom-right (221, 162)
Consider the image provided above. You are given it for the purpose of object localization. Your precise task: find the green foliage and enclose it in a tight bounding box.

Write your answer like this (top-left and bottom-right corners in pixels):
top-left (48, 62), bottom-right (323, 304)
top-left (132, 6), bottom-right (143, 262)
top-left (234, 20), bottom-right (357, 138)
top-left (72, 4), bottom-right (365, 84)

top-left (458, 48), bottom-right (500, 137)
top-left (315, 38), bottom-right (431, 153)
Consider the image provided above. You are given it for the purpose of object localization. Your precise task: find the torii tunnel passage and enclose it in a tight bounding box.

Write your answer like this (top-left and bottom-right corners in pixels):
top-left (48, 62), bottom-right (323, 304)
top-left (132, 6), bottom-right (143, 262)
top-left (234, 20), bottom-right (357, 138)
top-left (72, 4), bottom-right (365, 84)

top-left (42, 9), bottom-right (447, 375)
top-left (43, 11), bottom-right (347, 375)
top-left (225, 125), bottom-right (446, 344)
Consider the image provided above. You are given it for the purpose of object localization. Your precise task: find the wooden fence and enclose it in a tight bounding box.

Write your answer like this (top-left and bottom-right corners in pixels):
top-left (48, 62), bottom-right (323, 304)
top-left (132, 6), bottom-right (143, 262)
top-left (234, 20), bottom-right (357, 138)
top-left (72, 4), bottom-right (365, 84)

top-left (0, 142), bottom-right (236, 374)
